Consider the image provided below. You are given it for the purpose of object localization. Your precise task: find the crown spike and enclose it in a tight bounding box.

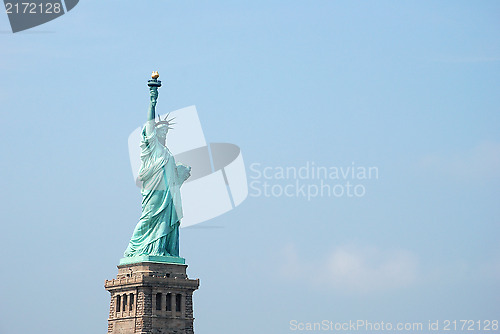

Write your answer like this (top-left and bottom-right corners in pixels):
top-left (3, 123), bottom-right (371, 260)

top-left (154, 112), bottom-right (176, 130)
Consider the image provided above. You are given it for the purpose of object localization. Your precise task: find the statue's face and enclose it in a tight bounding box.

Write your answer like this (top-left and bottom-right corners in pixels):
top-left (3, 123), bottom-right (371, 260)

top-left (156, 126), bottom-right (168, 144)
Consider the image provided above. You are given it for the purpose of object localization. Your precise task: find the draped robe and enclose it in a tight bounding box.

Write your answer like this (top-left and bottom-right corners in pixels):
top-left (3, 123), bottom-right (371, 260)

top-left (124, 125), bottom-right (190, 257)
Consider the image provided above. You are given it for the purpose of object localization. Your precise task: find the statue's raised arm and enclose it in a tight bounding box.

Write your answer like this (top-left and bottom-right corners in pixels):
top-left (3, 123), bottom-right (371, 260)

top-left (145, 71), bottom-right (161, 136)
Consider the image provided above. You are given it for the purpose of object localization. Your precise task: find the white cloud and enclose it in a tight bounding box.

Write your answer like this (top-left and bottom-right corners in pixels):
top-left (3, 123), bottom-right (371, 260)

top-left (478, 256), bottom-right (500, 280)
top-left (280, 243), bottom-right (500, 294)
top-left (419, 141), bottom-right (500, 180)
top-left (431, 56), bottom-right (500, 63)
top-left (424, 256), bottom-right (500, 285)
top-left (279, 244), bottom-right (419, 293)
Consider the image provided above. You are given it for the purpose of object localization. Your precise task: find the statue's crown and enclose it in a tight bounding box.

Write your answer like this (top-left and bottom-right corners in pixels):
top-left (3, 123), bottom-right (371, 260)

top-left (155, 113), bottom-right (175, 130)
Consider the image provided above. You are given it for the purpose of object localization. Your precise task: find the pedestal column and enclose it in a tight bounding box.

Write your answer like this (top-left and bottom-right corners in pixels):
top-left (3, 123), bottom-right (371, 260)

top-left (105, 262), bottom-right (199, 334)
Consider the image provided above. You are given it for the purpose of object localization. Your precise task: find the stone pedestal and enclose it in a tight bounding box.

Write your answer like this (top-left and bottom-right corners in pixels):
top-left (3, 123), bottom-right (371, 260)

top-left (105, 262), bottom-right (199, 334)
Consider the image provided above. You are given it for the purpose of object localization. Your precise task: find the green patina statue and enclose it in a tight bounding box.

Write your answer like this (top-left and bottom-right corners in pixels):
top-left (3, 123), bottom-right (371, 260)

top-left (122, 72), bottom-right (191, 264)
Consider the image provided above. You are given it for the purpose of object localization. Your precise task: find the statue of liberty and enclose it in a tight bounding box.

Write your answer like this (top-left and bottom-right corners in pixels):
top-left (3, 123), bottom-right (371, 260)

top-left (123, 72), bottom-right (191, 260)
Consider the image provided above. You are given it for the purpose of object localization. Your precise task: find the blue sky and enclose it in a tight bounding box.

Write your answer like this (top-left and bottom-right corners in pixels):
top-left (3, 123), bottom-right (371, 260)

top-left (0, 1), bottom-right (499, 333)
